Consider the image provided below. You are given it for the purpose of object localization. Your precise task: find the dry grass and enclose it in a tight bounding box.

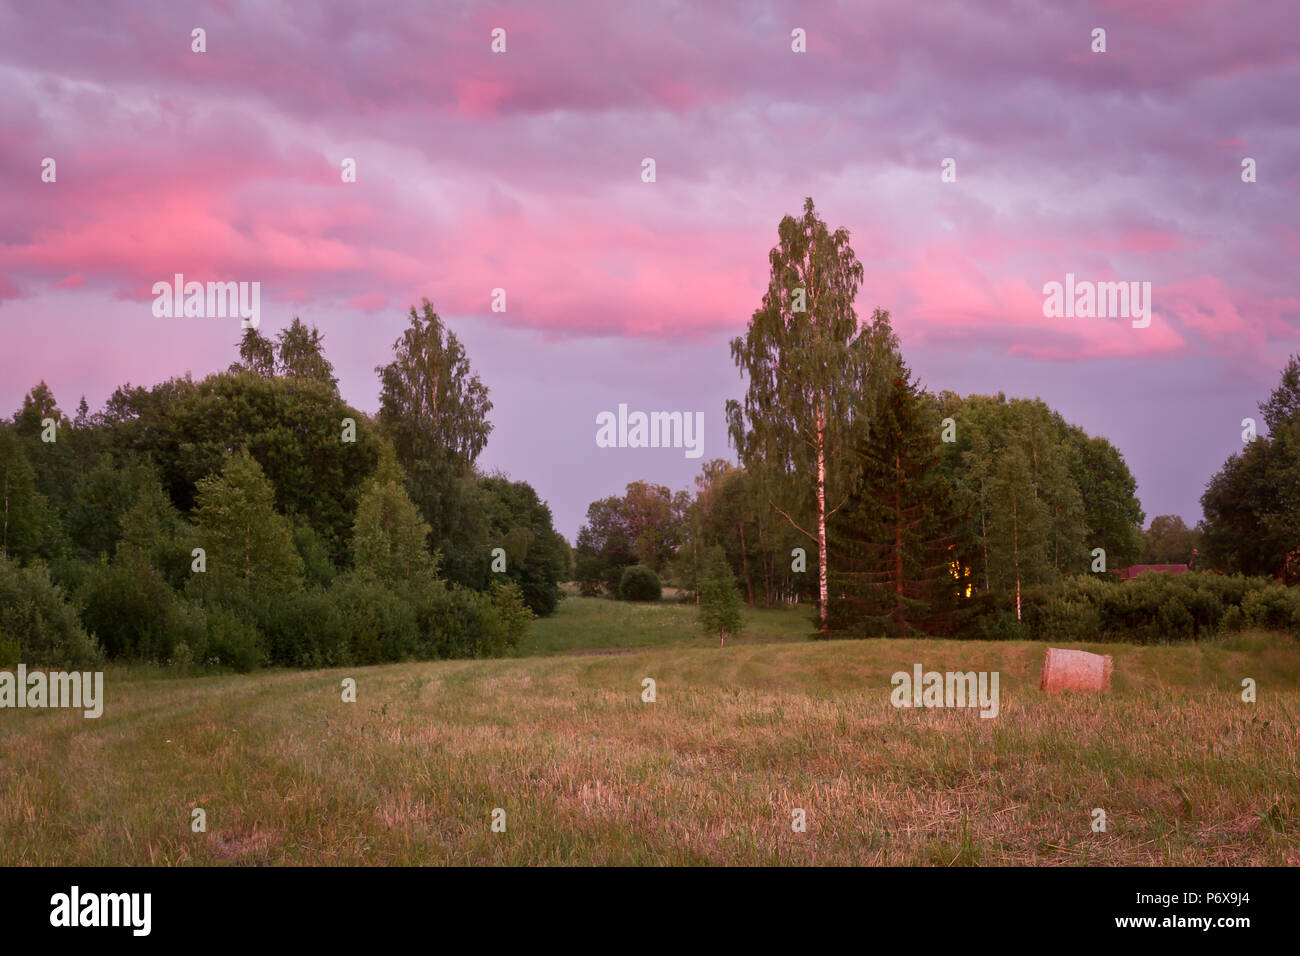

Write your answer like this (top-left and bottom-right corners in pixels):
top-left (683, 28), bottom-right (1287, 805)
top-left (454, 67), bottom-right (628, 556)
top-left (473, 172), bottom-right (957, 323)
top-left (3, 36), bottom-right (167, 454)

top-left (1, 620), bottom-right (1296, 865)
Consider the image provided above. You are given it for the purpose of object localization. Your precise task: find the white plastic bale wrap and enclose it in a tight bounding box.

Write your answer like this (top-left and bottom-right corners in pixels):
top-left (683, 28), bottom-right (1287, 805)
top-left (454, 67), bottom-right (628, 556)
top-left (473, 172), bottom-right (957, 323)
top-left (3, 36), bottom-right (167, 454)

top-left (1039, 647), bottom-right (1113, 693)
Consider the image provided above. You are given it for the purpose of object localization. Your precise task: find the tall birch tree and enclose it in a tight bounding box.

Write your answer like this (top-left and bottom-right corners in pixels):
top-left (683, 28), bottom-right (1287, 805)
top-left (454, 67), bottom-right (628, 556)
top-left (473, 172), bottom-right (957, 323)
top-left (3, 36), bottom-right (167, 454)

top-left (726, 198), bottom-right (896, 635)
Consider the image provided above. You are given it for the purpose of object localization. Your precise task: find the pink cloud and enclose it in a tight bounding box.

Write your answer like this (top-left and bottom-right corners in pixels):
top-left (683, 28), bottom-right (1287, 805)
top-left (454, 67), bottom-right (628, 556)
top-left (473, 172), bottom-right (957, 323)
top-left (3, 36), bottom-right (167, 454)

top-left (347, 292), bottom-right (389, 312)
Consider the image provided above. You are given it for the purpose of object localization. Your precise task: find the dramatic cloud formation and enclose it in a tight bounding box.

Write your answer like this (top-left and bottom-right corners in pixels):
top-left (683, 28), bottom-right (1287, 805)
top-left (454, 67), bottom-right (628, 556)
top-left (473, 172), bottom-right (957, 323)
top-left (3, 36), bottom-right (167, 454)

top-left (1, 0), bottom-right (1297, 535)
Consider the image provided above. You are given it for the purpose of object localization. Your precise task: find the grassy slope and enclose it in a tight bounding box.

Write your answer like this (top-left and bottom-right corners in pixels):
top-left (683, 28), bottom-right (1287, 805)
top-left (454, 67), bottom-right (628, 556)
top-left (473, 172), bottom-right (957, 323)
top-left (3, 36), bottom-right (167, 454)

top-left (521, 595), bottom-right (813, 653)
top-left (2, 597), bottom-right (1297, 865)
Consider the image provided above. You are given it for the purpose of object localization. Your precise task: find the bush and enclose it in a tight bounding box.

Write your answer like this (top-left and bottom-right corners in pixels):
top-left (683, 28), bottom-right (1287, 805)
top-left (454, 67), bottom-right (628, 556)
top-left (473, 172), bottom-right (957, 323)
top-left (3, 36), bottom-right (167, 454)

top-left (1241, 585), bottom-right (1299, 630)
top-left (414, 579), bottom-right (532, 659)
top-left (204, 608), bottom-right (264, 673)
top-left (956, 571), bottom-right (1299, 643)
top-left (1220, 605), bottom-right (1245, 632)
top-left (485, 579), bottom-right (534, 652)
top-left (327, 571), bottom-right (420, 665)
top-left (698, 547), bottom-right (742, 644)
top-left (0, 556), bottom-right (100, 668)
top-left (618, 565), bottom-right (661, 602)
top-left (80, 558), bottom-right (178, 661)
top-left (293, 524), bottom-right (337, 590)
top-left (258, 588), bottom-right (348, 668)
top-left (1158, 596), bottom-right (1195, 640)
top-left (1027, 595), bottom-right (1102, 642)
top-left (169, 640), bottom-right (195, 675)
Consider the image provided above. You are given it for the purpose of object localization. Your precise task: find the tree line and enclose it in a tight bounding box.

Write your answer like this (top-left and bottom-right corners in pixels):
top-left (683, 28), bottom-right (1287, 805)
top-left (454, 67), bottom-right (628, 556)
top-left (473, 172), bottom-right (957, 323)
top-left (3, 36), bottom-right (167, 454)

top-left (1, 306), bottom-right (569, 671)
top-left (576, 198), bottom-right (1300, 641)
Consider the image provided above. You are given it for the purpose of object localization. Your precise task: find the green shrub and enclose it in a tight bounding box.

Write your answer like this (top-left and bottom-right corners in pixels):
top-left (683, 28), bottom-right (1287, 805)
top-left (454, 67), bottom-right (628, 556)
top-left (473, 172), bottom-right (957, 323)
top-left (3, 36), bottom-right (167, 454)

top-left (1029, 596), bottom-right (1102, 642)
top-left (485, 579), bottom-right (534, 652)
top-left (293, 524), bottom-right (337, 590)
top-left (413, 580), bottom-right (531, 659)
top-left (169, 640), bottom-right (195, 675)
top-left (978, 609), bottom-right (1030, 641)
top-left (204, 608), bottom-right (264, 673)
top-left (0, 556), bottom-right (100, 668)
top-left (1158, 596), bottom-right (1195, 640)
top-left (618, 565), bottom-right (661, 602)
top-left (327, 571), bottom-right (420, 665)
top-left (169, 597), bottom-right (209, 656)
top-left (80, 558), bottom-right (178, 661)
top-left (958, 571), bottom-right (1298, 643)
top-left (1241, 586), bottom-right (1298, 630)
top-left (260, 588), bottom-right (348, 668)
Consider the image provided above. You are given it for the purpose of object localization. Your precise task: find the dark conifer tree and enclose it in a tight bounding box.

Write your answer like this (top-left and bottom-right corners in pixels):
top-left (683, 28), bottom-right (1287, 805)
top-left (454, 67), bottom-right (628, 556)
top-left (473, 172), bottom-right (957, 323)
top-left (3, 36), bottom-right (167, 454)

top-left (827, 364), bottom-right (971, 638)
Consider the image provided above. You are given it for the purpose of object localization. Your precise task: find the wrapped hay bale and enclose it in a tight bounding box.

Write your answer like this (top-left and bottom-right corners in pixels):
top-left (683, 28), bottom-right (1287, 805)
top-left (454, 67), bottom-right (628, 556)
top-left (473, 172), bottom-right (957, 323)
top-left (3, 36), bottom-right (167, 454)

top-left (1039, 647), bottom-right (1112, 693)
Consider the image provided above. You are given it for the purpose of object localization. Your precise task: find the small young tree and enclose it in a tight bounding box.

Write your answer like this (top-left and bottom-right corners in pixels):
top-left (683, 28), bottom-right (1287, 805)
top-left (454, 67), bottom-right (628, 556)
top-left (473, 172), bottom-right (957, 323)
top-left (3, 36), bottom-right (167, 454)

top-left (698, 546), bottom-right (742, 647)
top-left (352, 447), bottom-right (439, 590)
top-left (618, 564), bottom-right (661, 602)
top-left (191, 449), bottom-right (303, 600)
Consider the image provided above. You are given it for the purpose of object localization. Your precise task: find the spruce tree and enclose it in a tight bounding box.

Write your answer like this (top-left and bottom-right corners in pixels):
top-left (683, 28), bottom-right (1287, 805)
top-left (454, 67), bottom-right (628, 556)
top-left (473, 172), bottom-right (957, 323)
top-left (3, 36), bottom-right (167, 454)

top-left (828, 365), bottom-right (969, 639)
top-left (698, 546), bottom-right (743, 647)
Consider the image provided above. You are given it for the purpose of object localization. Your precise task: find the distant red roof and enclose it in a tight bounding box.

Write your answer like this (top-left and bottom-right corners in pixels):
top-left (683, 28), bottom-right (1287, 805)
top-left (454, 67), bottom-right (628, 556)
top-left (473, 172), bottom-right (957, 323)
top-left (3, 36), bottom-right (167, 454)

top-left (1117, 564), bottom-right (1189, 580)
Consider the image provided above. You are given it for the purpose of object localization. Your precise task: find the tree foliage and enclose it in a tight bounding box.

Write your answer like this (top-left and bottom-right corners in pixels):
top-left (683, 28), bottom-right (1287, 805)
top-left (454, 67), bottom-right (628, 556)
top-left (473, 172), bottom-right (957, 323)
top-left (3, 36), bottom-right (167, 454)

top-left (936, 392), bottom-right (1138, 600)
top-left (1202, 355), bottom-right (1300, 578)
top-left (726, 198), bottom-right (897, 633)
top-left (191, 450), bottom-right (303, 601)
top-left (377, 300), bottom-right (493, 475)
top-left (99, 370), bottom-right (380, 563)
top-left (352, 453), bottom-right (438, 591)
top-left (1141, 515), bottom-right (1201, 565)
top-left (828, 364), bottom-right (971, 638)
top-left (698, 546), bottom-right (742, 645)
top-left (478, 475), bottom-right (568, 616)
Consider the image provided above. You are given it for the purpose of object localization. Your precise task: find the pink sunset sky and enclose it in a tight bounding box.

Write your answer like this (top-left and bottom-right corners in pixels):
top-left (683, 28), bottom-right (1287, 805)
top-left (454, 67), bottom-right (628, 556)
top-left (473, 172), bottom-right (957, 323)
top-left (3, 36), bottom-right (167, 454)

top-left (1, 0), bottom-right (1297, 538)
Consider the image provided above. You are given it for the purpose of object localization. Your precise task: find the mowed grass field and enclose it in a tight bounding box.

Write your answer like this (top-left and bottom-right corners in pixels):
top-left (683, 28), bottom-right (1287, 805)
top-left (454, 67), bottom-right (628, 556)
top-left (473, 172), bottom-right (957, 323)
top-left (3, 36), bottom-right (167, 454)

top-left (2, 596), bottom-right (1297, 865)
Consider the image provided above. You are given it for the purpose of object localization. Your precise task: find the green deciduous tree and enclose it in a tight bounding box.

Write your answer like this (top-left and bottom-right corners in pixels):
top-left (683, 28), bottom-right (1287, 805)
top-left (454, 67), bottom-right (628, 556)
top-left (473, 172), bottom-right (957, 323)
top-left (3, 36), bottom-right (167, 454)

top-left (726, 198), bottom-right (897, 634)
top-left (233, 328), bottom-right (276, 378)
top-left (936, 392), bottom-right (1124, 602)
top-left (376, 301), bottom-right (495, 589)
top-left (101, 371), bottom-right (379, 563)
top-left (276, 317), bottom-right (338, 390)
top-left (1141, 515), bottom-right (1201, 565)
top-left (479, 475), bottom-right (568, 616)
top-left (1064, 432), bottom-right (1144, 571)
top-left (575, 494), bottom-right (637, 596)
top-left (191, 450), bottom-right (303, 600)
top-left (1202, 355), bottom-right (1300, 578)
top-left (377, 300), bottom-right (493, 474)
top-left (352, 453), bottom-right (439, 591)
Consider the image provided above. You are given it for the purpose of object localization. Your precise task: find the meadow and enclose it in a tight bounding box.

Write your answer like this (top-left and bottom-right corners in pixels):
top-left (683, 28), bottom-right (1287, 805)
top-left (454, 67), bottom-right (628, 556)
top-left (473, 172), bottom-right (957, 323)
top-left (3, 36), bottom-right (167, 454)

top-left (2, 597), bottom-right (1296, 865)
